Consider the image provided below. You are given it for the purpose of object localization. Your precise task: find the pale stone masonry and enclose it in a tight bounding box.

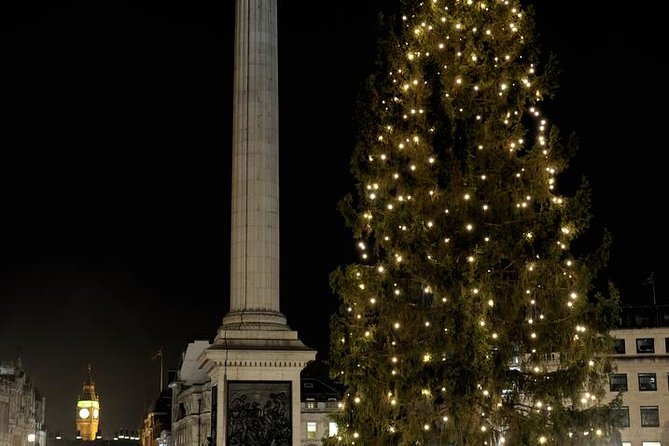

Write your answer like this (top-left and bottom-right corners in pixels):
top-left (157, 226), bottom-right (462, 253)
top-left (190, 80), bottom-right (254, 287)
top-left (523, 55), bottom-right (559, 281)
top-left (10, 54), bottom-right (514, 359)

top-left (0, 360), bottom-right (46, 446)
top-left (198, 1), bottom-right (316, 445)
top-left (176, 343), bottom-right (340, 446)
top-left (227, 0), bottom-right (283, 328)
top-left (608, 327), bottom-right (669, 446)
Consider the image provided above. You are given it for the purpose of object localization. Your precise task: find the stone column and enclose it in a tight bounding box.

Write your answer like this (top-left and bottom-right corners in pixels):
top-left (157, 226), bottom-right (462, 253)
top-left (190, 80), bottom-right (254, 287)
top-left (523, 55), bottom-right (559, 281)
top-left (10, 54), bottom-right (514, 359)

top-left (199, 2), bottom-right (317, 445)
top-left (225, 0), bottom-right (286, 329)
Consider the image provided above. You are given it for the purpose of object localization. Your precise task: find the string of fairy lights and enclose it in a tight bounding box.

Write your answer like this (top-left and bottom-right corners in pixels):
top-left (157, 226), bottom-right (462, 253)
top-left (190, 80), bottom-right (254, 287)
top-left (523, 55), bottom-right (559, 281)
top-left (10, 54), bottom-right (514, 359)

top-left (332, 0), bottom-right (612, 444)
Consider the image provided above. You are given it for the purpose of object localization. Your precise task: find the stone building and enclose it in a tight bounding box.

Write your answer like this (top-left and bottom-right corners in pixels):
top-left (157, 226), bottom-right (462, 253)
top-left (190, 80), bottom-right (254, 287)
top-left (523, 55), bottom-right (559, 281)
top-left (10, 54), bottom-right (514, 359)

top-left (169, 341), bottom-right (210, 446)
top-left (139, 389), bottom-right (171, 446)
top-left (607, 304), bottom-right (669, 446)
top-left (0, 360), bottom-right (46, 446)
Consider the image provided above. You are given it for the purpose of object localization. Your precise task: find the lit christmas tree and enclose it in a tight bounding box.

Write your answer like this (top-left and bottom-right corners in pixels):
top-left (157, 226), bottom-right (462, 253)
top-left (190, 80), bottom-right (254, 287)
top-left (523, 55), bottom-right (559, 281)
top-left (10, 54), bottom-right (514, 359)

top-left (326, 0), bottom-right (621, 444)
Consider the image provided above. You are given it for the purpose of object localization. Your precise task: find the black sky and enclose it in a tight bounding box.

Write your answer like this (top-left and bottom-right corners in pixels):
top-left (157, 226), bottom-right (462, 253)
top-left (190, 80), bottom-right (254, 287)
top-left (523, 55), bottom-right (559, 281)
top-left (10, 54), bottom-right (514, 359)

top-left (0, 0), bottom-right (664, 439)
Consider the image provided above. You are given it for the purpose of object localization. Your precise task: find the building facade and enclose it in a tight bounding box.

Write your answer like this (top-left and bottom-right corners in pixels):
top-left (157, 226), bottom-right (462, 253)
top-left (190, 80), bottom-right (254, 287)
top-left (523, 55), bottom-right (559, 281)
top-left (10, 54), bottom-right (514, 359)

top-left (609, 328), bottom-right (669, 445)
top-left (608, 305), bottom-right (669, 446)
top-left (0, 360), bottom-right (46, 446)
top-left (299, 376), bottom-right (342, 445)
top-left (169, 342), bottom-right (211, 446)
top-left (139, 391), bottom-right (171, 446)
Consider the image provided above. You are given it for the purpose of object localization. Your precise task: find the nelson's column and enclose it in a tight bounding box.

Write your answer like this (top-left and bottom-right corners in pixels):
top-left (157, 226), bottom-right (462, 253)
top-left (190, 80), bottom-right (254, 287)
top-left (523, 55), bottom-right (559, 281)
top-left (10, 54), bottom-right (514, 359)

top-left (198, 1), bottom-right (317, 445)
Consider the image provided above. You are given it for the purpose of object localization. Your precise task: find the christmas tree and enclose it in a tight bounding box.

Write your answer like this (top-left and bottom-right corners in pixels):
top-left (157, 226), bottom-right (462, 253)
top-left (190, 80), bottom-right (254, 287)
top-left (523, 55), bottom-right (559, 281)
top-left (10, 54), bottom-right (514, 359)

top-left (326, 0), bottom-right (621, 444)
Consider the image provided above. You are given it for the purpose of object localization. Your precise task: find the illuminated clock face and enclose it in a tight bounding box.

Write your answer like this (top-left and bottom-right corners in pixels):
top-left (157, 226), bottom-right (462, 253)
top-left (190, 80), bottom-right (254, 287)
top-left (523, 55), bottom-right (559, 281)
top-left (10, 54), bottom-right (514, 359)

top-left (93, 409), bottom-right (99, 419)
top-left (79, 408), bottom-right (90, 419)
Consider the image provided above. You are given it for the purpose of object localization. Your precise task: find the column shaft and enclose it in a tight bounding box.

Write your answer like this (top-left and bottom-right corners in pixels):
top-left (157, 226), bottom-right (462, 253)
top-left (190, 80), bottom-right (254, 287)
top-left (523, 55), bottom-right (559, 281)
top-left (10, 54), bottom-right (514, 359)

top-left (230, 0), bottom-right (280, 316)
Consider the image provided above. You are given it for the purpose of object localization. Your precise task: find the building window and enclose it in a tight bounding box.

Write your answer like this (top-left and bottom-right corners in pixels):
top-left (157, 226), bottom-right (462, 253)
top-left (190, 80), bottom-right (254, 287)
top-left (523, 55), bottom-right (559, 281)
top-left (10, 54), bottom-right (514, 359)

top-left (642, 443), bottom-right (661, 446)
top-left (609, 374), bottom-right (628, 392)
top-left (613, 338), bottom-right (626, 354)
top-left (639, 373), bottom-right (657, 391)
top-left (328, 422), bottom-right (338, 437)
top-left (305, 401), bottom-right (317, 410)
top-left (306, 422), bottom-right (317, 439)
top-left (640, 406), bottom-right (660, 427)
top-left (666, 337), bottom-right (669, 353)
top-left (636, 338), bottom-right (655, 353)
top-left (325, 401), bottom-right (337, 409)
top-left (613, 406), bottom-right (630, 428)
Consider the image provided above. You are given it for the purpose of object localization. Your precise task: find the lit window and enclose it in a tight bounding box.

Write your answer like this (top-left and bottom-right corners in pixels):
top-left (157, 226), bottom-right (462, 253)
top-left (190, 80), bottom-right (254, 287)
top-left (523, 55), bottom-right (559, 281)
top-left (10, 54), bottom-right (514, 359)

top-left (306, 401), bottom-right (317, 409)
top-left (636, 338), bottom-right (655, 353)
top-left (307, 422), bottom-right (317, 439)
top-left (328, 422), bottom-right (339, 437)
top-left (638, 373), bottom-right (657, 391)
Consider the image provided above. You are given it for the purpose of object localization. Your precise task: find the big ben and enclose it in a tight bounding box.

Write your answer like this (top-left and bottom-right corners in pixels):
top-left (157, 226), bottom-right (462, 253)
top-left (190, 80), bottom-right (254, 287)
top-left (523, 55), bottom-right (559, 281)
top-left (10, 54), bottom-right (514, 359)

top-left (76, 364), bottom-right (100, 441)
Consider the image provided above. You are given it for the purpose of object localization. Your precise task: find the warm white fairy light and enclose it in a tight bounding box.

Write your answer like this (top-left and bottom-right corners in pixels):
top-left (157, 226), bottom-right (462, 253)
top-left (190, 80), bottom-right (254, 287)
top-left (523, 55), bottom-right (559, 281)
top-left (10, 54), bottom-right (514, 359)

top-left (335, 1), bottom-right (612, 443)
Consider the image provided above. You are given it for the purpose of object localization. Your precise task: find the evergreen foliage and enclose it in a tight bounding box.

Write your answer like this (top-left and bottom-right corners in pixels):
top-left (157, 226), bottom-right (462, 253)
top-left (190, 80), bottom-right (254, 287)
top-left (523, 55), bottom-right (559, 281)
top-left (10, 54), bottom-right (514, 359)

top-left (326, 0), bottom-right (621, 444)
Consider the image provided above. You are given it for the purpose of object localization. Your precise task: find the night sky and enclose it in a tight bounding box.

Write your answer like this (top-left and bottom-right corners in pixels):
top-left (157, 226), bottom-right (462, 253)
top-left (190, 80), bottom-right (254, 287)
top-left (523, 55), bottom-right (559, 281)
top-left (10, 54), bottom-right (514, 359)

top-left (0, 0), bottom-right (664, 439)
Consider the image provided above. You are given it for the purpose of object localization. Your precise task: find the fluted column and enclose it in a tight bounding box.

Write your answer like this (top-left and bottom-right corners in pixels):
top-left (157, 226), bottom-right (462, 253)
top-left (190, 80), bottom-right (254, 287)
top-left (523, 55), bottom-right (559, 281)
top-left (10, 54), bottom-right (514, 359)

top-left (224, 0), bottom-right (286, 328)
top-left (201, 3), bottom-right (317, 444)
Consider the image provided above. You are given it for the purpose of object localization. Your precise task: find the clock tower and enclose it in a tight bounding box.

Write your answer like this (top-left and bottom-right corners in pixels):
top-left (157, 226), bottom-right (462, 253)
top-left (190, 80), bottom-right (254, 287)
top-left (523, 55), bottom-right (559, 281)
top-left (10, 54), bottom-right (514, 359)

top-left (76, 364), bottom-right (100, 441)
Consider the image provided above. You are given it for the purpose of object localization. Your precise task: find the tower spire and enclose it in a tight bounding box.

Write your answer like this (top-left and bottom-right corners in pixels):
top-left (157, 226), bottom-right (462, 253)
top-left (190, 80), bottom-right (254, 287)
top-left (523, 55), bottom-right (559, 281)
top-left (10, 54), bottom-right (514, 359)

top-left (151, 347), bottom-right (164, 391)
top-left (76, 364), bottom-right (100, 441)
